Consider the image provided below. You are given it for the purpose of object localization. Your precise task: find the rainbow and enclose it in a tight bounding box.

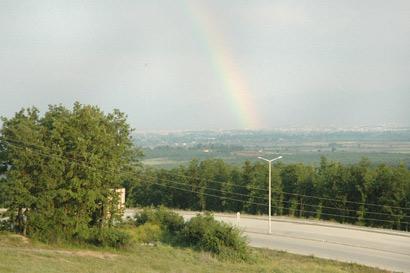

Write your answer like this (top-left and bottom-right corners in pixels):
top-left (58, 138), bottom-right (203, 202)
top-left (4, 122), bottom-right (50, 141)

top-left (183, 1), bottom-right (263, 129)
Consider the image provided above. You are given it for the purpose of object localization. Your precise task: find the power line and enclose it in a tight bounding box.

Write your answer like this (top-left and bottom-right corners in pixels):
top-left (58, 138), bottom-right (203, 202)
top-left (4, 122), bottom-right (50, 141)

top-left (3, 138), bottom-right (409, 225)
top-left (142, 174), bottom-right (408, 219)
top-left (142, 174), bottom-right (270, 202)
top-left (2, 136), bottom-right (410, 215)
top-left (3, 139), bottom-right (407, 219)
top-left (156, 162), bottom-right (410, 211)
top-left (150, 181), bottom-right (408, 225)
top-left (2, 138), bottom-right (269, 203)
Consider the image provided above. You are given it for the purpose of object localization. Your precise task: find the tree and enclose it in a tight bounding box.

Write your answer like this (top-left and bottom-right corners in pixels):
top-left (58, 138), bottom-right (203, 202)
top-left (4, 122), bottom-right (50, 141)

top-left (130, 167), bottom-right (162, 207)
top-left (0, 103), bottom-right (140, 241)
top-left (367, 164), bottom-right (409, 229)
top-left (186, 159), bottom-right (202, 210)
top-left (200, 159), bottom-right (229, 211)
top-left (245, 162), bottom-right (267, 214)
top-left (240, 161), bottom-right (253, 212)
top-left (221, 168), bottom-right (242, 212)
top-left (293, 164), bottom-right (316, 218)
top-left (315, 157), bottom-right (352, 222)
top-left (347, 158), bottom-right (373, 225)
top-left (0, 141), bottom-right (7, 207)
top-left (280, 165), bottom-right (299, 216)
top-left (0, 177), bottom-right (7, 208)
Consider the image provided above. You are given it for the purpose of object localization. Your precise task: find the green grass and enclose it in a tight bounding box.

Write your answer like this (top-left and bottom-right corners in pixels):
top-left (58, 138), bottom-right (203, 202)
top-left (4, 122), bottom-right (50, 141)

top-left (0, 233), bottom-right (392, 273)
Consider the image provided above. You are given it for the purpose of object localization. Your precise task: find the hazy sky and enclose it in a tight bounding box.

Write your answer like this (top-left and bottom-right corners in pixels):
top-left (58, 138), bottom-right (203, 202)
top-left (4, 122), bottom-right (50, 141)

top-left (0, 0), bottom-right (409, 130)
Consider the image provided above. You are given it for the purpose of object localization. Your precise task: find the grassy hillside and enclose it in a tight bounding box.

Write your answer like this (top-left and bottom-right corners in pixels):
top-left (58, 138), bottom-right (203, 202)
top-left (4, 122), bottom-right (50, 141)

top-left (0, 233), bottom-right (392, 273)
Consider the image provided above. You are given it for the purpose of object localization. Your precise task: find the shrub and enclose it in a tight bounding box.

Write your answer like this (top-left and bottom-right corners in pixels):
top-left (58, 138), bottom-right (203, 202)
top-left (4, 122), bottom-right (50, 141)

top-left (0, 219), bottom-right (13, 232)
top-left (135, 207), bottom-right (184, 234)
top-left (87, 228), bottom-right (132, 248)
top-left (0, 210), bottom-right (12, 232)
top-left (134, 223), bottom-right (163, 243)
top-left (179, 213), bottom-right (250, 261)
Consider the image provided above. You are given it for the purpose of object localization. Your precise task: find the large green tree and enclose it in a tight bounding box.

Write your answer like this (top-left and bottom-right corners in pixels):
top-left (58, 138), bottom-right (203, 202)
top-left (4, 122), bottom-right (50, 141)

top-left (0, 103), bottom-right (140, 241)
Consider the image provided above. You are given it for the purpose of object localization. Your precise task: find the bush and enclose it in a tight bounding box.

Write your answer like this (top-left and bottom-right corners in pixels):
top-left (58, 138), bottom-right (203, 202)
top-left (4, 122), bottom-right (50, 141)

top-left (135, 207), bottom-right (184, 234)
top-left (0, 210), bottom-right (12, 232)
top-left (179, 213), bottom-right (250, 261)
top-left (134, 223), bottom-right (163, 243)
top-left (87, 228), bottom-right (132, 248)
top-left (133, 208), bottom-right (251, 261)
top-left (0, 219), bottom-right (13, 232)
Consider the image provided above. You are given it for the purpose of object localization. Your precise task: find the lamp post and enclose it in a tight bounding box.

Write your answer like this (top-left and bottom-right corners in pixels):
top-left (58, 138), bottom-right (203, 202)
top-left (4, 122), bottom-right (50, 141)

top-left (257, 155), bottom-right (283, 234)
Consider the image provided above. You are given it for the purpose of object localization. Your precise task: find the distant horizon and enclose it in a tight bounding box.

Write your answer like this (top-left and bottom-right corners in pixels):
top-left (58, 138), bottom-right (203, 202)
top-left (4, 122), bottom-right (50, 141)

top-left (1, 102), bottom-right (409, 133)
top-left (1, 103), bottom-right (409, 133)
top-left (134, 124), bottom-right (410, 134)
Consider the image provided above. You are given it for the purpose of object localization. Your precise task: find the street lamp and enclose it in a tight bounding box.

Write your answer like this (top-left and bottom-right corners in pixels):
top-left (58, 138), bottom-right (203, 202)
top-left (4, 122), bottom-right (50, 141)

top-left (257, 155), bottom-right (283, 234)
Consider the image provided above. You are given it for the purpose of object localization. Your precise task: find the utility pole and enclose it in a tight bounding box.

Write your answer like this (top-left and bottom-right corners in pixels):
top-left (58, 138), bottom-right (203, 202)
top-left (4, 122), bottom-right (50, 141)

top-left (258, 155), bottom-right (283, 234)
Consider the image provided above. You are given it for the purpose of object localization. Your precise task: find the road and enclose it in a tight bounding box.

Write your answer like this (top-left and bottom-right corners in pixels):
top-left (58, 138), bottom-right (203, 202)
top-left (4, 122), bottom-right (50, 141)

top-left (126, 209), bottom-right (410, 273)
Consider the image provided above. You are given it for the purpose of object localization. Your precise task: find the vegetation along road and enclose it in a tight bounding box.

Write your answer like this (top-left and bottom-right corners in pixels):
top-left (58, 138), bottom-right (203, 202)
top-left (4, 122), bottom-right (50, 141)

top-left (125, 209), bottom-right (410, 273)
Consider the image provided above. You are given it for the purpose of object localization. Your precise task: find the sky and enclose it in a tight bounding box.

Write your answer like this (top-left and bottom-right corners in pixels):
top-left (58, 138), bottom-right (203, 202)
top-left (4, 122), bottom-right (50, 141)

top-left (0, 0), bottom-right (409, 131)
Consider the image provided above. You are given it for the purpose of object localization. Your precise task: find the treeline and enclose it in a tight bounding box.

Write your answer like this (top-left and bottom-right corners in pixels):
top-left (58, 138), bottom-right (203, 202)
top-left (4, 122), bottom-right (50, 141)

top-left (126, 157), bottom-right (410, 231)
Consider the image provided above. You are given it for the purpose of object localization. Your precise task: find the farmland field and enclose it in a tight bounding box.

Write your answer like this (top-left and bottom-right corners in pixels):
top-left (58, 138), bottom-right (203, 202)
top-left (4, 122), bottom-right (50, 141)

top-left (137, 129), bottom-right (410, 168)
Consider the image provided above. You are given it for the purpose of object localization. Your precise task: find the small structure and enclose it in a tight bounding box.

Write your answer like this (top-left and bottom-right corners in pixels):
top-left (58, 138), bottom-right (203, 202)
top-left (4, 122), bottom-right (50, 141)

top-left (115, 188), bottom-right (126, 210)
top-left (103, 188), bottom-right (126, 224)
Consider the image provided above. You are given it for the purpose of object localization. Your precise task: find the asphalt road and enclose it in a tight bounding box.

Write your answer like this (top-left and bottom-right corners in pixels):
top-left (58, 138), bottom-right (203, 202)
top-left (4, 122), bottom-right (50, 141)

top-left (126, 209), bottom-right (410, 273)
